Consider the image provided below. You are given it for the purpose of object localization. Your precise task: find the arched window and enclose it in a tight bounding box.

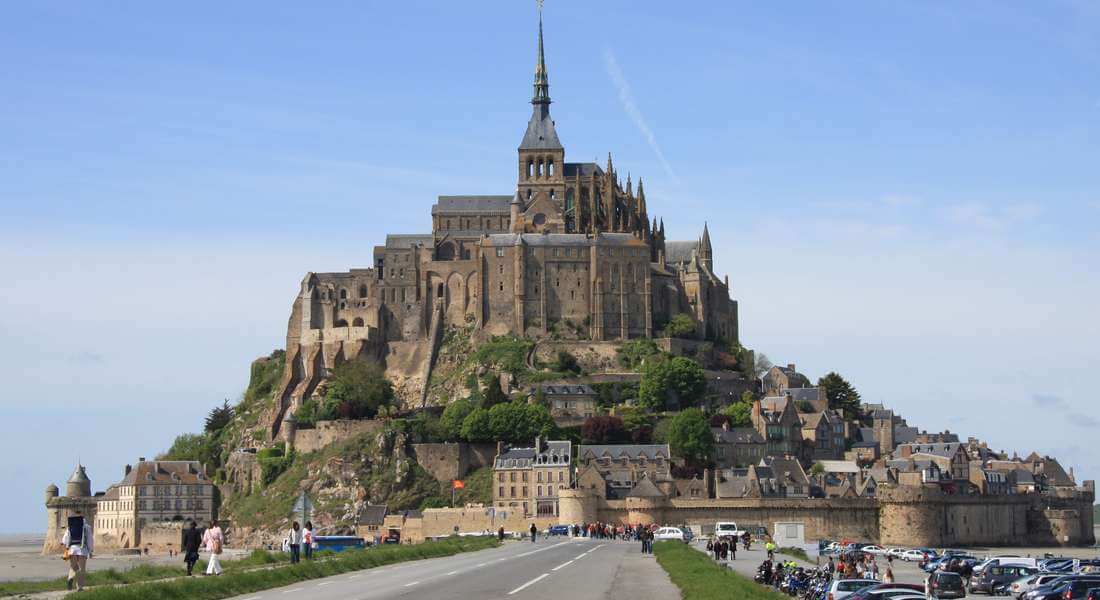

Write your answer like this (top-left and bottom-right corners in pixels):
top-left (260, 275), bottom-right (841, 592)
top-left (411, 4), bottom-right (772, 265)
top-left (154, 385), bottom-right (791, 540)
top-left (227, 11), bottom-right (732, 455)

top-left (352, 317), bottom-right (364, 327)
top-left (359, 285), bottom-right (368, 298)
top-left (548, 160), bottom-right (554, 177)
top-left (527, 160), bottom-right (534, 179)
top-left (335, 319), bottom-right (348, 327)
top-left (339, 288), bottom-right (347, 299)
top-left (537, 160), bottom-right (543, 177)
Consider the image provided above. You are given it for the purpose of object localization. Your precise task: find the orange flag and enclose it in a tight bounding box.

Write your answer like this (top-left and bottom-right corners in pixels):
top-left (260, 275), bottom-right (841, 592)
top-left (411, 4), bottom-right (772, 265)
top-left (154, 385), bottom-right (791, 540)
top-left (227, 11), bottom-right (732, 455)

top-left (452, 479), bottom-right (465, 490)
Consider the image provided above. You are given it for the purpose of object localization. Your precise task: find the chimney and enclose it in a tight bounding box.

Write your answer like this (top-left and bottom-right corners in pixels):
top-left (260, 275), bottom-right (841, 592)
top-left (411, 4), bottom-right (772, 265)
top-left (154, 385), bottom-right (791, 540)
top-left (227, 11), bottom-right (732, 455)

top-left (124, 465), bottom-right (132, 476)
top-left (535, 436), bottom-right (543, 453)
top-left (496, 441), bottom-right (505, 457)
top-left (787, 363), bottom-right (796, 372)
top-left (751, 399), bottom-right (762, 423)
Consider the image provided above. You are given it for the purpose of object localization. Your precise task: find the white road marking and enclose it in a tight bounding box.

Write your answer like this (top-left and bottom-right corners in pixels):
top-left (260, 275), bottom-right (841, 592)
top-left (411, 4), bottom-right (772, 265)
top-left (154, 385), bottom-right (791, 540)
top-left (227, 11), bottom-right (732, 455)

top-left (241, 597), bottom-right (262, 600)
top-left (348, 574), bottom-right (361, 579)
top-left (517, 541), bottom-right (569, 558)
top-left (477, 562), bottom-right (488, 567)
top-left (551, 559), bottom-right (574, 571)
top-left (404, 581), bottom-right (420, 587)
top-left (508, 573), bottom-right (549, 595)
top-left (282, 588), bottom-right (304, 594)
top-left (318, 581), bottom-right (334, 586)
top-left (446, 570), bottom-right (460, 575)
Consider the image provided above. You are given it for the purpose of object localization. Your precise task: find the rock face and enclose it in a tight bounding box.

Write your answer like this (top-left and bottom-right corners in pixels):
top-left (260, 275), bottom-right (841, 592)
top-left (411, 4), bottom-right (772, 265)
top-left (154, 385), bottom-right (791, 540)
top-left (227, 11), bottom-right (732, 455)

top-left (219, 426), bottom-right (442, 545)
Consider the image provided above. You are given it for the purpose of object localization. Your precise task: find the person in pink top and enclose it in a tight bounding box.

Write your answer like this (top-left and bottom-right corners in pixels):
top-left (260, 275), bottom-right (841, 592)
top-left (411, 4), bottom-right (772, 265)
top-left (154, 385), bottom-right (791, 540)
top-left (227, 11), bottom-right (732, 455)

top-left (202, 519), bottom-right (224, 576)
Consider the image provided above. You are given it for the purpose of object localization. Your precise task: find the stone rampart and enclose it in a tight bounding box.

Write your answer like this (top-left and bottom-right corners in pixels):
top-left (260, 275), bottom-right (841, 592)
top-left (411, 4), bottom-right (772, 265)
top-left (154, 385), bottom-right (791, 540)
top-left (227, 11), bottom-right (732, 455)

top-left (410, 507), bottom-right (557, 543)
top-left (410, 442), bottom-right (497, 483)
top-left (292, 420), bottom-right (384, 454)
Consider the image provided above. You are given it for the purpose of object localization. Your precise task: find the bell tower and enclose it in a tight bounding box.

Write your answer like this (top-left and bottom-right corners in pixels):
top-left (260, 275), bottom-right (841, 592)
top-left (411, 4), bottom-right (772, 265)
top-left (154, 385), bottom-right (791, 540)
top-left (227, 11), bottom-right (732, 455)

top-left (517, 3), bottom-right (565, 228)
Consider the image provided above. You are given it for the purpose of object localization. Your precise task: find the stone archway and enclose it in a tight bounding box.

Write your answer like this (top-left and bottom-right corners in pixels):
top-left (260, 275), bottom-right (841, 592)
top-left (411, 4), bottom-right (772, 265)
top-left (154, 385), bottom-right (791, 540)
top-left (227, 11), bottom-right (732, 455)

top-left (446, 272), bottom-right (466, 323)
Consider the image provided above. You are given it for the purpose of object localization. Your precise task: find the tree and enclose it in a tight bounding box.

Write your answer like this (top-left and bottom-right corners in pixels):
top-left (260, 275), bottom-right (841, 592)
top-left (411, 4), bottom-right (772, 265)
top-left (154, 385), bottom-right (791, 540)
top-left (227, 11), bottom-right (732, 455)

top-left (481, 376), bottom-right (508, 409)
top-left (204, 399), bottom-right (234, 434)
top-left (810, 462), bottom-right (826, 477)
top-left (818, 372), bottom-right (862, 419)
top-left (325, 359), bottom-right (395, 419)
top-left (441, 398), bottom-right (475, 441)
top-left (661, 313), bottom-right (698, 339)
top-left (554, 351), bottom-right (581, 375)
top-left (754, 353), bottom-right (774, 379)
top-left (460, 408), bottom-right (493, 442)
top-left (161, 433), bottom-right (221, 470)
top-left (617, 339), bottom-right (661, 370)
top-left (720, 400), bottom-right (753, 428)
top-left (666, 408), bottom-right (714, 468)
top-left (581, 416), bottom-right (627, 444)
top-left (486, 401), bottom-right (554, 444)
top-left (638, 356), bottom-right (707, 411)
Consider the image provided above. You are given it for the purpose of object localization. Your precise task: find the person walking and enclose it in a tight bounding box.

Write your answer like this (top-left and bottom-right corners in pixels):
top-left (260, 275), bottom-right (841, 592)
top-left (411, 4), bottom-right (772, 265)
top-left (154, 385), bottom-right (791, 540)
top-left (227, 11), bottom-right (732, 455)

top-left (302, 522), bottom-right (314, 561)
top-left (182, 521), bottom-right (202, 576)
top-left (498, 526), bottom-right (505, 542)
top-left (202, 519), bottom-right (224, 576)
top-left (730, 538), bottom-right (737, 561)
top-left (766, 540), bottom-right (776, 561)
top-left (61, 512), bottom-right (92, 591)
top-left (883, 567), bottom-right (895, 584)
top-left (529, 523), bottom-right (537, 543)
top-left (288, 522), bottom-right (302, 564)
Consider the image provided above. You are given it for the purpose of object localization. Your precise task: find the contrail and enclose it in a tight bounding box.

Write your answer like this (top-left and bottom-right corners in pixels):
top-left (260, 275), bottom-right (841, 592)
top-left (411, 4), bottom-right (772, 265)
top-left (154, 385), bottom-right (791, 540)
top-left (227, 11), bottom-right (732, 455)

top-left (602, 48), bottom-right (678, 183)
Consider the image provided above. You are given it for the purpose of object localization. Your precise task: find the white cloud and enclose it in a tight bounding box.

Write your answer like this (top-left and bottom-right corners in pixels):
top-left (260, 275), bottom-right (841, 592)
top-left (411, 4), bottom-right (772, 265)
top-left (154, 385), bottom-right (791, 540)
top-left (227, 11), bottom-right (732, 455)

top-left (602, 48), bottom-right (678, 184)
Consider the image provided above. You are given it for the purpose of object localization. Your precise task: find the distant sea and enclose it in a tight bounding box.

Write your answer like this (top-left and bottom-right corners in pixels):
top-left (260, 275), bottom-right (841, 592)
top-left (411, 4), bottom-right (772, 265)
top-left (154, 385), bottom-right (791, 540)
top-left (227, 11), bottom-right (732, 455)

top-left (0, 534), bottom-right (44, 553)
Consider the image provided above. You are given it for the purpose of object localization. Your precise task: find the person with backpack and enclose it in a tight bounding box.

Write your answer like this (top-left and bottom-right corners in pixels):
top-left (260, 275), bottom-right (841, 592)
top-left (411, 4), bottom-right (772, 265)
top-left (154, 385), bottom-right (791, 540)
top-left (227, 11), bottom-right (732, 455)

top-left (202, 519), bottom-right (224, 576)
top-left (61, 512), bottom-right (92, 591)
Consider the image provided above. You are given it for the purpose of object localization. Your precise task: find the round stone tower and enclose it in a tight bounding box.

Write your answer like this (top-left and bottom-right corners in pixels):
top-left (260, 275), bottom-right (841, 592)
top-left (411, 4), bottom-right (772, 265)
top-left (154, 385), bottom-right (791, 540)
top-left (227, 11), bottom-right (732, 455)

top-left (558, 488), bottom-right (596, 525)
top-left (45, 483), bottom-right (59, 503)
top-left (282, 412), bottom-right (298, 449)
top-left (65, 464), bottom-right (91, 498)
top-left (877, 485), bottom-right (945, 547)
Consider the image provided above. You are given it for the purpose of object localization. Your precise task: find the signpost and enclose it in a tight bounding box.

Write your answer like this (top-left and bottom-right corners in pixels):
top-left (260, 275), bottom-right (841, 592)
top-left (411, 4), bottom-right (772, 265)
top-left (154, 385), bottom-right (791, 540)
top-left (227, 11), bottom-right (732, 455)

top-left (292, 492), bottom-right (314, 527)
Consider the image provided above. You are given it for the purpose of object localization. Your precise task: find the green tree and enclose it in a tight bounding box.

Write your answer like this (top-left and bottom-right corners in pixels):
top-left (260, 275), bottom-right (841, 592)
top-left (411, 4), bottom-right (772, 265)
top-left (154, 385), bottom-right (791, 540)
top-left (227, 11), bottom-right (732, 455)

top-left (325, 359), bottom-right (395, 419)
top-left (720, 400), bottom-right (753, 428)
top-left (617, 339), bottom-right (662, 370)
top-left (161, 433), bottom-right (221, 470)
top-left (666, 408), bottom-right (714, 468)
top-left (481, 376), bottom-right (508, 409)
top-left (638, 356), bottom-right (707, 411)
top-left (554, 351), bottom-right (581, 374)
top-left (818, 372), bottom-right (862, 419)
top-left (661, 313), bottom-right (698, 339)
top-left (204, 399), bottom-right (234, 434)
top-left (486, 401), bottom-right (554, 444)
top-left (441, 398), bottom-right (476, 441)
top-left (460, 408), bottom-right (493, 442)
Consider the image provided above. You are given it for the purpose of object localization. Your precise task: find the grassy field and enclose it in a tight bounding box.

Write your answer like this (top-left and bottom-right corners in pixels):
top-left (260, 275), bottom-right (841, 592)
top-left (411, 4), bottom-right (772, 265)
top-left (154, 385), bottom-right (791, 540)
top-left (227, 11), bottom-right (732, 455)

top-left (0, 550), bottom-right (290, 597)
top-left (71, 536), bottom-right (498, 600)
top-left (654, 541), bottom-right (789, 600)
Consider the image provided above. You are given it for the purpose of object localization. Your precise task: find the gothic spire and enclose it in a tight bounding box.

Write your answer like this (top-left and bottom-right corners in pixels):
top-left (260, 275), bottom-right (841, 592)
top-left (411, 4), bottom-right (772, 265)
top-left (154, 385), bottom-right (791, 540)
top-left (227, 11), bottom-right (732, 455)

top-left (519, 3), bottom-right (562, 151)
top-left (532, 4), bottom-right (550, 106)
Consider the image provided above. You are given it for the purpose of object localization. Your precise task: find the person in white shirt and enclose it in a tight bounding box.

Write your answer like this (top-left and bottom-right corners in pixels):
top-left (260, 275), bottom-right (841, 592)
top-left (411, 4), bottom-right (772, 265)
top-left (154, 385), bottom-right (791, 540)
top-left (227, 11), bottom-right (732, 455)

top-left (202, 519), bottom-right (224, 576)
top-left (61, 512), bottom-right (93, 591)
top-left (288, 522), bottom-right (303, 564)
top-left (302, 522), bottom-right (314, 561)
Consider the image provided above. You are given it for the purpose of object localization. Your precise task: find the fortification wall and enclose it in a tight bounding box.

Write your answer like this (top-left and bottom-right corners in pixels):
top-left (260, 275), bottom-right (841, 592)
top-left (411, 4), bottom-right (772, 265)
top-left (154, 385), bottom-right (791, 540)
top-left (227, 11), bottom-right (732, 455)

top-left (139, 522), bottom-right (185, 553)
top-left (293, 420), bottom-right (384, 454)
top-left (410, 442), bottom-right (497, 482)
top-left (413, 507), bottom-right (557, 542)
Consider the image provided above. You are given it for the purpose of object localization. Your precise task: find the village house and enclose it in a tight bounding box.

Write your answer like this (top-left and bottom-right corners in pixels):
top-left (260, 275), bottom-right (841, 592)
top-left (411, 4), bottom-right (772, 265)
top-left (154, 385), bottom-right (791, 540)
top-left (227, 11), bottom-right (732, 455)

top-left (529, 383), bottom-right (597, 427)
top-left (896, 442), bottom-right (971, 485)
top-left (492, 438), bottom-right (572, 517)
top-left (780, 386), bottom-right (828, 413)
top-left (711, 422), bottom-right (765, 469)
top-left (576, 444), bottom-right (672, 499)
top-left (800, 409), bottom-right (847, 461)
top-left (355, 504), bottom-right (387, 544)
top-left (762, 364), bottom-right (811, 396)
top-left (751, 396), bottom-right (803, 457)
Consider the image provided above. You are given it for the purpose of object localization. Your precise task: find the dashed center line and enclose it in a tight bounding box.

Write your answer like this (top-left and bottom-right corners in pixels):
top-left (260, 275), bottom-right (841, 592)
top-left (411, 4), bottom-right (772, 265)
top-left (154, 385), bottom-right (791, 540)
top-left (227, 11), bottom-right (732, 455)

top-left (404, 581), bottom-right (420, 587)
top-left (318, 581), bottom-right (334, 587)
top-left (282, 588), bottom-right (304, 594)
top-left (551, 559), bottom-right (574, 571)
top-left (508, 573), bottom-right (549, 595)
top-left (446, 570), bottom-right (460, 575)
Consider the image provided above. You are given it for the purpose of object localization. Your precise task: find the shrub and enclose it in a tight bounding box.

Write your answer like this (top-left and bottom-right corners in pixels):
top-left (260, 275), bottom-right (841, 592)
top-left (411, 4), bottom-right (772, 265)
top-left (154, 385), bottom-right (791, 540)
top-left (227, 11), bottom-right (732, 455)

top-left (325, 359), bottom-right (395, 419)
top-left (660, 313), bottom-right (698, 339)
top-left (581, 415), bottom-right (627, 444)
top-left (617, 338), bottom-right (661, 370)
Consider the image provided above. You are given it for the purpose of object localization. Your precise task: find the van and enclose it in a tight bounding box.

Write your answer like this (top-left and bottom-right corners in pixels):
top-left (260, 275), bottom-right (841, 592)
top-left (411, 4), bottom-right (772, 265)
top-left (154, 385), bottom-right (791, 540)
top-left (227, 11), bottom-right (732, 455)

top-left (714, 522), bottom-right (744, 538)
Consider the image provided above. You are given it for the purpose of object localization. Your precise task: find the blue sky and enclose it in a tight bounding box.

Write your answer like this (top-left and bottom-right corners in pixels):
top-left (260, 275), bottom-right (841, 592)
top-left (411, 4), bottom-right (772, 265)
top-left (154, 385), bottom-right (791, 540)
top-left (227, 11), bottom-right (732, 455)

top-left (1, 1), bottom-right (1098, 533)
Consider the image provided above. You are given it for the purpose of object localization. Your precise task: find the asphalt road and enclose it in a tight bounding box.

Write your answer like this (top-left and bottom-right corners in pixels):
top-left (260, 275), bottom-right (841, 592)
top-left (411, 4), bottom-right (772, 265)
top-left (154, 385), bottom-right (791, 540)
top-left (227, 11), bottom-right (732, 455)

top-left (225, 536), bottom-right (678, 600)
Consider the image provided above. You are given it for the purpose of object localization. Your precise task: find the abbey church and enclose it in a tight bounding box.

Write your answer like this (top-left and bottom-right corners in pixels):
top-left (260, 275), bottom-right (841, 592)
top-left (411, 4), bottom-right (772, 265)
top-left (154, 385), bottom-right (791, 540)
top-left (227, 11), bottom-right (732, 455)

top-left (272, 12), bottom-right (738, 434)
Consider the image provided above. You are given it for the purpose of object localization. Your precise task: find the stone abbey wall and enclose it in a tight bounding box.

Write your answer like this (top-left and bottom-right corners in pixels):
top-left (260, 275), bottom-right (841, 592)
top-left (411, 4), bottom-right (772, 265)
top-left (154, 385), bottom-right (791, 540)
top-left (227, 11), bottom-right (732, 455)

top-left (410, 442), bottom-right (498, 483)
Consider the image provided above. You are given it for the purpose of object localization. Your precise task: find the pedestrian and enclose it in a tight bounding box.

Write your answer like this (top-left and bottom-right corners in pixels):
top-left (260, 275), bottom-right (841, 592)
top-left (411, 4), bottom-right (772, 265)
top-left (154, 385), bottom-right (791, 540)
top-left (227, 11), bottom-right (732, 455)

top-left (766, 540), bottom-right (776, 561)
top-left (730, 538), bottom-right (737, 561)
top-left (498, 526), bottom-right (505, 542)
top-left (202, 519), bottom-right (224, 576)
top-left (302, 522), bottom-right (314, 560)
top-left (884, 567), bottom-right (895, 584)
top-left (61, 512), bottom-right (92, 591)
top-left (529, 523), bottom-right (537, 543)
top-left (288, 522), bottom-right (302, 564)
top-left (182, 520), bottom-right (202, 576)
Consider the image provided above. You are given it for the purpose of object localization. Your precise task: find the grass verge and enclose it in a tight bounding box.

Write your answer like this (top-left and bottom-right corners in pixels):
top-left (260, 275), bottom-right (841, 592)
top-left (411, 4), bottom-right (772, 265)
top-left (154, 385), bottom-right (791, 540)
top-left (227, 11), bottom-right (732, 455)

top-left (0, 549), bottom-right (290, 597)
top-left (71, 537), bottom-right (498, 600)
top-left (653, 541), bottom-right (788, 600)
top-left (777, 546), bottom-right (810, 562)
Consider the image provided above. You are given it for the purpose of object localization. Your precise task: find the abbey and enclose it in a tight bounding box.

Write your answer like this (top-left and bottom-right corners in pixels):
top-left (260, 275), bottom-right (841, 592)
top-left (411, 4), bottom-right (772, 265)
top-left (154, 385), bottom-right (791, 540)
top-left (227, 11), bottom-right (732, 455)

top-left (272, 13), bottom-right (737, 435)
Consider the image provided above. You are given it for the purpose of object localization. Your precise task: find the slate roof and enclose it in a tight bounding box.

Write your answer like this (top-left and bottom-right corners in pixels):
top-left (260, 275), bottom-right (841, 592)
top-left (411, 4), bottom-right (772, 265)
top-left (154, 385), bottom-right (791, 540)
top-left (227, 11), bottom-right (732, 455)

top-left (486, 232), bottom-right (642, 247)
top-left (578, 444), bottom-right (670, 461)
top-left (432, 196), bottom-right (513, 214)
top-left (764, 457), bottom-right (811, 487)
top-left (781, 387), bottom-right (823, 403)
top-left (384, 234), bottom-right (433, 249)
top-left (357, 504), bottom-right (387, 526)
top-left (532, 384), bottom-right (596, 396)
top-left (665, 241), bottom-right (699, 264)
top-left (68, 465), bottom-right (90, 484)
top-left (712, 427), bottom-right (764, 445)
top-left (898, 442), bottom-right (964, 459)
top-left (815, 460), bottom-right (860, 474)
top-left (716, 468), bottom-right (754, 498)
top-left (563, 162), bottom-right (602, 177)
top-left (117, 460), bottom-right (209, 486)
top-left (801, 412), bottom-right (825, 429)
top-left (625, 476), bottom-right (666, 498)
top-left (495, 440), bottom-right (572, 469)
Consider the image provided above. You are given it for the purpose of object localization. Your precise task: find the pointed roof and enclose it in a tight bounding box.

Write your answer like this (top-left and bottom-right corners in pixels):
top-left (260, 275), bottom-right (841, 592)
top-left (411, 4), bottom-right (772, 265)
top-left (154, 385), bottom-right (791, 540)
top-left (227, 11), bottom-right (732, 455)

top-left (701, 222), bottom-right (712, 251)
top-left (68, 464), bottom-right (90, 484)
top-left (626, 475), bottom-right (666, 498)
top-left (519, 7), bottom-right (562, 151)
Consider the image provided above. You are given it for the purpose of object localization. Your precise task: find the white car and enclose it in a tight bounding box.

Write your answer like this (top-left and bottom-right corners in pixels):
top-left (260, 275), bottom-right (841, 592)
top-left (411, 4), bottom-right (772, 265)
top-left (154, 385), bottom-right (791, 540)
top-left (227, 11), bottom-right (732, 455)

top-left (861, 545), bottom-right (888, 555)
top-left (826, 579), bottom-right (879, 600)
top-left (900, 549), bottom-right (927, 562)
top-left (653, 527), bottom-right (686, 542)
top-left (886, 548), bottom-right (906, 558)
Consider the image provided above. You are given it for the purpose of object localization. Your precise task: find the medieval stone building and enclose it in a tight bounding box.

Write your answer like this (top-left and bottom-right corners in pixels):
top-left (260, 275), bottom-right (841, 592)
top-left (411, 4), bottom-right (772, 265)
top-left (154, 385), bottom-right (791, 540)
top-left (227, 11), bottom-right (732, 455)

top-left (270, 11), bottom-right (739, 437)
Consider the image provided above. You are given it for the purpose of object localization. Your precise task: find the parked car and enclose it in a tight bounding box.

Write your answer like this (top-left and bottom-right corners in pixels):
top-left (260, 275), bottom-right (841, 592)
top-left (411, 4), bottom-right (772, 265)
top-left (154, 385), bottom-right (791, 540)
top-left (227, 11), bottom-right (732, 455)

top-left (847, 583), bottom-right (926, 600)
top-left (887, 548), bottom-right (907, 558)
top-left (971, 566), bottom-right (1037, 594)
top-left (862, 545), bottom-right (889, 555)
top-left (714, 521), bottom-right (744, 539)
top-left (902, 550), bottom-right (929, 562)
top-left (926, 571), bottom-right (967, 599)
top-left (1011, 574), bottom-right (1066, 599)
top-left (548, 525), bottom-right (571, 536)
top-left (653, 527), bottom-right (687, 542)
top-left (1024, 578), bottom-right (1100, 600)
top-left (826, 578), bottom-right (880, 600)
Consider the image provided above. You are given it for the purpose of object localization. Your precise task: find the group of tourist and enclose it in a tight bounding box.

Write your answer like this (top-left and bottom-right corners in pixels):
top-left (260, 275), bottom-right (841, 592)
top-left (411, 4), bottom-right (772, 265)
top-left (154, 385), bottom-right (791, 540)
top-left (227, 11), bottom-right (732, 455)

top-left (706, 536), bottom-right (738, 561)
top-left (284, 521), bottom-right (315, 563)
top-left (826, 553), bottom-right (894, 583)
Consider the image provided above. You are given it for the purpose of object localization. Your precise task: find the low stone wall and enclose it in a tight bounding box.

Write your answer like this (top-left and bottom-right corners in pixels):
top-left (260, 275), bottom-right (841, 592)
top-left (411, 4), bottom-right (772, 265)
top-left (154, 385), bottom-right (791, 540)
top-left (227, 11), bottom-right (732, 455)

top-left (293, 420), bottom-right (384, 454)
top-left (414, 507), bottom-right (557, 542)
top-left (411, 442), bottom-right (497, 483)
top-left (139, 522), bottom-right (184, 553)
